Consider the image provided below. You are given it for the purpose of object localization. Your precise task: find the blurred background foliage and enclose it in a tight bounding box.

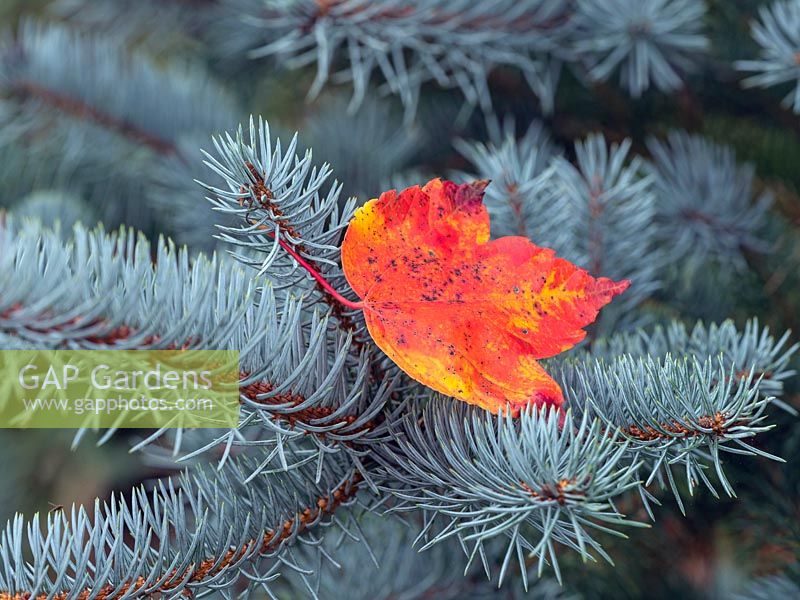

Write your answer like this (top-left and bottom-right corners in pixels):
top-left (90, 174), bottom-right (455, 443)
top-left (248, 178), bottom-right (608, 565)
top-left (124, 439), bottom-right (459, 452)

top-left (0, 1), bottom-right (798, 598)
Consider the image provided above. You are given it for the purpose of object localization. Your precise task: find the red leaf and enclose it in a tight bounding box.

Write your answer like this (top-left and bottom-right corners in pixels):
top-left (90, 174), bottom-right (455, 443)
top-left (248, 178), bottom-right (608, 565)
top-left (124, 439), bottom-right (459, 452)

top-left (341, 178), bottom-right (629, 414)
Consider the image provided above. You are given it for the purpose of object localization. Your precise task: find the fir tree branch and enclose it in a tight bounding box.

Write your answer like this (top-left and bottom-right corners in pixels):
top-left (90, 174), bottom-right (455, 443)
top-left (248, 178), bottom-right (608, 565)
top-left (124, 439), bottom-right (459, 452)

top-left (7, 80), bottom-right (178, 155)
top-left (571, 0), bottom-right (709, 97)
top-left (0, 219), bottom-right (388, 597)
top-left (0, 20), bottom-right (236, 156)
top-left (736, 0), bottom-right (800, 114)
top-left (223, 0), bottom-right (572, 116)
top-left (557, 320), bottom-right (797, 511)
top-left (201, 117), bottom-right (370, 346)
top-left (374, 402), bottom-right (644, 584)
top-left (645, 130), bottom-right (772, 271)
top-left (369, 316), bottom-right (795, 580)
top-left (588, 319), bottom-right (798, 403)
top-left (0, 218), bottom-right (261, 348)
top-left (0, 217), bottom-right (396, 462)
top-left (0, 20), bottom-right (240, 233)
top-left (0, 457), bottom-right (363, 600)
top-left (3, 111), bottom-right (794, 596)
top-left (279, 511), bottom-right (573, 599)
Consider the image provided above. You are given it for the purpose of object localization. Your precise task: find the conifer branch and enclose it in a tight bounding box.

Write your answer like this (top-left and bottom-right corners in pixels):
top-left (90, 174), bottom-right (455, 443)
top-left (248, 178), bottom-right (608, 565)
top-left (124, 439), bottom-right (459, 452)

top-left (201, 117), bottom-right (371, 346)
top-left (0, 217), bottom-right (392, 452)
top-left (0, 457), bottom-right (363, 600)
top-left (1, 108), bottom-right (795, 597)
top-left (7, 81), bottom-right (178, 156)
top-left (226, 0), bottom-right (572, 115)
top-left (0, 20), bottom-right (236, 157)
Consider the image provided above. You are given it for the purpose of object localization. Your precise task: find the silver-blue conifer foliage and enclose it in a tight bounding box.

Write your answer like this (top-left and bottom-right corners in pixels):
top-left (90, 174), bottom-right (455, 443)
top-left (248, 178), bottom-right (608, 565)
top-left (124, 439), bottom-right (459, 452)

top-left (0, 118), bottom-right (795, 597)
top-left (571, 0), bottom-right (709, 97)
top-left (232, 0), bottom-right (572, 116)
top-left (646, 131), bottom-right (771, 270)
top-left (736, 0), bottom-right (800, 113)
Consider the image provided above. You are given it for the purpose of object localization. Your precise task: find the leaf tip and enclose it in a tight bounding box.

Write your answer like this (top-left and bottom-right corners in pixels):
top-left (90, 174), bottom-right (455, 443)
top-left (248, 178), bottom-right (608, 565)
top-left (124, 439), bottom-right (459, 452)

top-left (441, 178), bottom-right (490, 210)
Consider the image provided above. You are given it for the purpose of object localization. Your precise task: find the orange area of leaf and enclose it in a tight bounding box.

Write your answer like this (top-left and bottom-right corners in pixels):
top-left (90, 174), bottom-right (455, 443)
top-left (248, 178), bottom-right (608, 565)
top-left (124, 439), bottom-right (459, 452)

top-left (341, 178), bottom-right (629, 415)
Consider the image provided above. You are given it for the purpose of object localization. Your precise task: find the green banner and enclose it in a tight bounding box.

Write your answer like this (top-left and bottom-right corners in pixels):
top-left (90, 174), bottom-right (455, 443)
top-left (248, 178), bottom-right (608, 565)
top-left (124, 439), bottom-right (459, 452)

top-left (0, 350), bottom-right (240, 429)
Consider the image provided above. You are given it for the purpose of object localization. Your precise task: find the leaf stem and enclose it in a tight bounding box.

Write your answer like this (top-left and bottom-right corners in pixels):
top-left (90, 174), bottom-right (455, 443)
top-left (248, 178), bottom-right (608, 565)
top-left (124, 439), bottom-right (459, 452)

top-left (275, 236), bottom-right (365, 311)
